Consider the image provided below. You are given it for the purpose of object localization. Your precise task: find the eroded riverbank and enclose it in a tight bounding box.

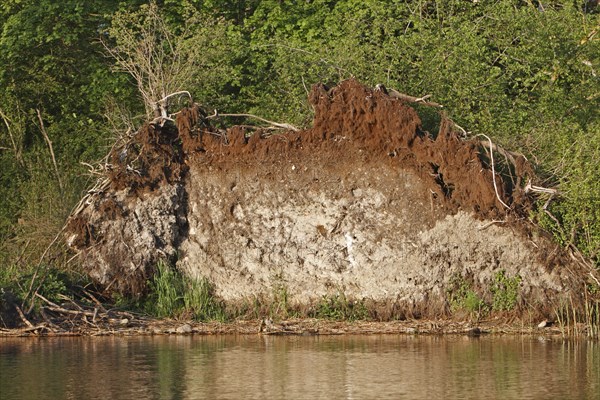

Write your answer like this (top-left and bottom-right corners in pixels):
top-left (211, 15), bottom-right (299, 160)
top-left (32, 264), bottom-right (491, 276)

top-left (62, 79), bottom-right (599, 325)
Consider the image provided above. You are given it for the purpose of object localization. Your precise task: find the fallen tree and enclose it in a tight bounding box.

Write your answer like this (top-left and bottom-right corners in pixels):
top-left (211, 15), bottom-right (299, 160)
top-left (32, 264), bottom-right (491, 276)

top-left (61, 80), bottom-right (598, 328)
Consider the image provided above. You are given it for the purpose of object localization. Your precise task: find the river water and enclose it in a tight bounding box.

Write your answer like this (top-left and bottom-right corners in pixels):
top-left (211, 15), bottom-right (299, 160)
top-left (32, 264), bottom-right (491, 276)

top-left (0, 334), bottom-right (598, 399)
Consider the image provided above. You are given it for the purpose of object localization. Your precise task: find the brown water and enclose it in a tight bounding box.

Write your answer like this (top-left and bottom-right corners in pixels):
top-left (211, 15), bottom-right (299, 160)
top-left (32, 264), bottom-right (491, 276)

top-left (0, 335), bottom-right (598, 399)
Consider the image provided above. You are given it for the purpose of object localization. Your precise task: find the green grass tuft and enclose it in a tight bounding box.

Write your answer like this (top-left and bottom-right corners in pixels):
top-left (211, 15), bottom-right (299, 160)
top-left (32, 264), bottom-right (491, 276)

top-left (312, 292), bottom-right (369, 321)
top-left (144, 260), bottom-right (225, 321)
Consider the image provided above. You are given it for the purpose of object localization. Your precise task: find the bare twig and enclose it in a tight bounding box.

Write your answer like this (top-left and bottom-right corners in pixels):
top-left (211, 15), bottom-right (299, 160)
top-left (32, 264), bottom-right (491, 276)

top-left (454, 123), bottom-right (469, 138)
top-left (477, 134), bottom-right (511, 209)
top-left (590, 272), bottom-right (600, 287)
top-left (35, 293), bottom-right (97, 318)
top-left (154, 91), bottom-right (193, 119)
top-left (100, 2), bottom-right (200, 117)
top-left (57, 294), bottom-right (84, 311)
top-left (80, 161), bottom-right (105, 176)
top-left (301, 75), bottom-right (310, 97)
top-left (477, 220), bottom-right (506, 230)
top-left (524, 180), bottom-right (558, 196)
top-left (0, 107), bottom-right (25, 167)
top-left (524, 180), bottom-right (560, 226)
top-left (22, 226), bottom-right (68, 312)
top-left (81, 288), bottom-right (107, 313)
top-left (39, 308), bottom-right (60, 331)
top-left (375, 84), bottom-right (444, 108)
top-left (207, 112), bottom-right (300, 132)
top-left (36, 109), bottom-right (63, 192)
top-left (158, 91), bottom-right (191, 107)
top-left (479, 140), bottom-right (528, 163)
top-left (5, 324), bottom-right (48, 334)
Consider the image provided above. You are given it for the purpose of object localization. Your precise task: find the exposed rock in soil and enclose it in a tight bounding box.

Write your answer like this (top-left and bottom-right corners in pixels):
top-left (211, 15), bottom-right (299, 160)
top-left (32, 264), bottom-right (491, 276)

top-left (66, 79), bottom-right (594, 317)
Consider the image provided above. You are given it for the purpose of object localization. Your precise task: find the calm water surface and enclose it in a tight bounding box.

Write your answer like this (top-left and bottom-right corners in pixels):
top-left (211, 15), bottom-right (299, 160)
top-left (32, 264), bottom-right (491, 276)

top-left (0, 334), bottom-right (598, 399)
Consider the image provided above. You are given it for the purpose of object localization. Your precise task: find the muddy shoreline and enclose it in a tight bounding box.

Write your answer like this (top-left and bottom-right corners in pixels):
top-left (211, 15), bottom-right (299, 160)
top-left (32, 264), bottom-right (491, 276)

top-left (0, 317), bottom-right (573, 338)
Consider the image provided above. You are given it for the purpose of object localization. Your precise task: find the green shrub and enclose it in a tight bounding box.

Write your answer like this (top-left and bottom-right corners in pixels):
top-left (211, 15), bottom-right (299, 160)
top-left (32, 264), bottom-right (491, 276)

top-left (491, 270), bottom-right (522, 312)
top-left (448, 274), bottom-right (488, 317)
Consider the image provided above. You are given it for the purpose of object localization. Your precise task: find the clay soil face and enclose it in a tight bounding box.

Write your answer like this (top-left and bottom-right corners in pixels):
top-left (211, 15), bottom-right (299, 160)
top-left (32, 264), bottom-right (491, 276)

top-left (67, 79), bottom-right (589, 319)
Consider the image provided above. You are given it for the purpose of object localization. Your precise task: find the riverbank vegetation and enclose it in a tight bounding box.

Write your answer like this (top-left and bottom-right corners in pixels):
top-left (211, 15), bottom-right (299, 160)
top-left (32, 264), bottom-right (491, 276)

top-left (1, 1), bottom-right (599, 334)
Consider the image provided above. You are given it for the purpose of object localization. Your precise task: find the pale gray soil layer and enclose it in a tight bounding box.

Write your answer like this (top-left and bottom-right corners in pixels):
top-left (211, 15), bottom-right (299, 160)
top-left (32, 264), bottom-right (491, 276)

top-left (178, 161), bottom-right (572, 313)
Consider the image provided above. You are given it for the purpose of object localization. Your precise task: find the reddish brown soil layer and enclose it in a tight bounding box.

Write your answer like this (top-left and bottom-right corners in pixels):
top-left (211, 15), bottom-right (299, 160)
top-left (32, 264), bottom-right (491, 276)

top-left (108, 122), bottom-right (187, 195)
top-left (104, 79), bottom-right (536, 220)
top-left (172, 79), bottom-right (533, 219)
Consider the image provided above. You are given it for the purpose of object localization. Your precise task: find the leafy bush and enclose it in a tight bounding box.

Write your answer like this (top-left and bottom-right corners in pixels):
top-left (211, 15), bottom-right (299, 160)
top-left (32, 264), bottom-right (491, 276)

top-left (491, 270), bottom-right (522, 311)
top-left (448, 274), bottom-right (489, 317)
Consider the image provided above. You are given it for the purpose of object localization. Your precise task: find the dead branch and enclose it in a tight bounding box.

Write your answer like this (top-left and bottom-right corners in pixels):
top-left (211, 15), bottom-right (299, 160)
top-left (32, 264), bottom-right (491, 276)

top-left (477, 220), bottom-right (506, 231)
top-left (35, 293), bottom-right (98, 318)
top-left (155, 91), bottom-right (192, 118)
top-left (375, 84), bottom-right (443, 108)
top-left (453, 123), bottom-right (469, 138)
top-left (15, 304), bottom-right (34, 328)
top-left (590, 272), bottom-right (600, 287)
top-left (22, 225), bottom-right (68, 312)
top-left (40, 308), bottom-right (61, 330)
top-left (80, 161), bottom-right (105, 177)
top-left (0, 107), bottom-right (25, 167)
top-left (57, 294), bottom-right (84, 311)
top-left (524, 179), bottom-right (561, 226)
top-left (524, 180), bottom-right (558, 196)
top-left (68, 177), bottom-right (110, 219)
top-left (81, 288), bottom-right (107, 313)
top-left (4, 324), bottom-right (49, 334)
top-left (479, 140), bottom-right (528, 164)
top-left (207, 112), bottom-right (300, 132)
top-left (542, 196), bottom-right (561, 227)
top-left (36, 109), bottom-right (63, 192)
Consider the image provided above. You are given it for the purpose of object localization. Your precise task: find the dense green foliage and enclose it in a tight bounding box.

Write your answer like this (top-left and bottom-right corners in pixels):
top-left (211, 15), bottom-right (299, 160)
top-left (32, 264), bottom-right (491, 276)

top-left (0, 1), bottom-right (598, 315)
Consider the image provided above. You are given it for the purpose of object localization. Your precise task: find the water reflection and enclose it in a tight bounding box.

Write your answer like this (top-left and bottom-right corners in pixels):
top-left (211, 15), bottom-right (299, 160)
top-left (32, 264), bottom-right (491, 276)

top-left (1, 335), bottom-right (598, 399)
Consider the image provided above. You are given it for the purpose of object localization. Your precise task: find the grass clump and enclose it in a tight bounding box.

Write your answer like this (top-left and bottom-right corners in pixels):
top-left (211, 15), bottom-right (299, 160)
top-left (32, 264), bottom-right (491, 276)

top-left (268, 285), bottom-right (299, 319)
top-left (554, 282), bottom-right (600, 339)
top-left (312, 292), bottom-right (369, 321)
top-left (448, 274), bottom-right (488, 318)
top-left (145, 260), bottom-right (225, 321)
